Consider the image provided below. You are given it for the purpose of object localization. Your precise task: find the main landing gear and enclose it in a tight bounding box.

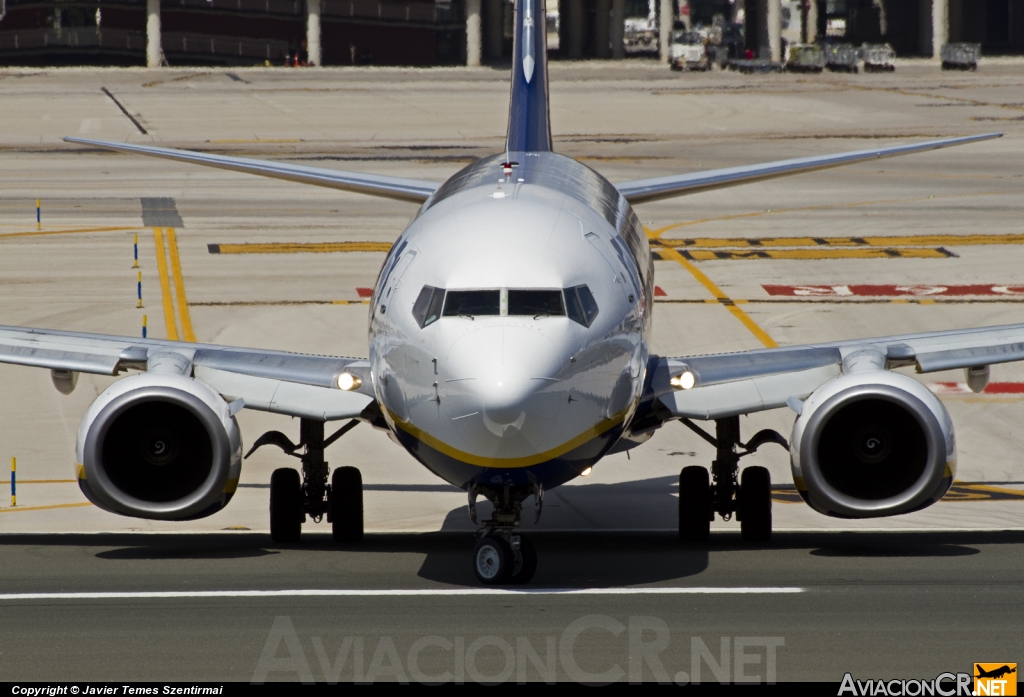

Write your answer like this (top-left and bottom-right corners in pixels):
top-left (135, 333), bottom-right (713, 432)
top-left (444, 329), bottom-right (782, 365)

top-left (677, 416), bottom-right (788, 545)
top-left (247, 418), bottom-right (363, 544)
top-left (468, 484), bottom-right (541, 585)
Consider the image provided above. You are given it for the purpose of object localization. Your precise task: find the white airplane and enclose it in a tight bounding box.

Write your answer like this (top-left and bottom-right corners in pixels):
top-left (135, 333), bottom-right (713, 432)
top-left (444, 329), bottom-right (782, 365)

top-left (3, 0), bottom-right (1011, 585)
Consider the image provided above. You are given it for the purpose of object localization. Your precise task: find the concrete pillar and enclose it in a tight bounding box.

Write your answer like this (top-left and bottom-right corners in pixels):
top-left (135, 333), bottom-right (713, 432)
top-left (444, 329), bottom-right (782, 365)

top-left (932, 0), bottom-right (948, 58)
top-left (658, 0), bottom-right (672, 62)
top-left (595, 0), bottom-right (611, 57)
top-left (466, 0), bottom-right (482, 66)
top-left (767, 0), bottom-right (781, 61)
top-left (486, 0), bottom-right (503, 59)
top-left (306, 0), bottom-right (321, 66)
top-left (146, 0), bottom-right (161, 68)
top-left (567, 0), bottom-right (583, 57)
top-left (948, 0), bottom-right (962, 43)
top-left (611, 0), bottom-right (625, 58)
top-left (805, 0), bottom-right (819, 43)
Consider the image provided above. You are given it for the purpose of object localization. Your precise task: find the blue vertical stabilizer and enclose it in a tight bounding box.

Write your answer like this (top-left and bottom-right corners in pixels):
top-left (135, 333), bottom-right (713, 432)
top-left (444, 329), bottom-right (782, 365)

top-left (506, 0), bottom-right (552, 153)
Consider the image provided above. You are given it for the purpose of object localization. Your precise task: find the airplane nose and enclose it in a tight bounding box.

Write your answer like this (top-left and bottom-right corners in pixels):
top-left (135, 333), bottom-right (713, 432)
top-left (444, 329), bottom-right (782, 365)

top-left (443, 325), bottom-right (564, 436)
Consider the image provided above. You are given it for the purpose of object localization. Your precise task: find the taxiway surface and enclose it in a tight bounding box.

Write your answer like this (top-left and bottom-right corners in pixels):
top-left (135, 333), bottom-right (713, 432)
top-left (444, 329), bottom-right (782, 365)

top-left (1, 530), bottom-right (1021, 681)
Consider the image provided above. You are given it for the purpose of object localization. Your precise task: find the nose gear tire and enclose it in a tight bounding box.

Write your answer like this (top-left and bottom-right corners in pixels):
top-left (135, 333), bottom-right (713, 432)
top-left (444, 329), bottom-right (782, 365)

top-left (508, 535), bottom-right (537, 584)
top-left (473, 535), bottom-right (513, 585)
top-left (270, 468), bottom-right (302, 543)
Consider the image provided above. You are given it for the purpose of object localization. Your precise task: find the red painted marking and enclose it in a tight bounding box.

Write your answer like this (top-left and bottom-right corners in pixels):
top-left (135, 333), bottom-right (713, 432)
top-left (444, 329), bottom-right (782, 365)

top-left (654, 286), bottom-right (667, 297)
top-left (764, 284), bottom-right (1024, 297)
top-left (356, 287), bottom-right (373, 298)
top-left (931, 382), bottom-right (1024, 395)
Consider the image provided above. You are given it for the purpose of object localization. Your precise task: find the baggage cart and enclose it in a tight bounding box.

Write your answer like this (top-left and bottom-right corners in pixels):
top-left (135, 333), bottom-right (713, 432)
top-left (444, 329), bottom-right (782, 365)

top-left (861, 43), bottom-right (896, 72)
top-left (941, 43), bottom-right (980, 70)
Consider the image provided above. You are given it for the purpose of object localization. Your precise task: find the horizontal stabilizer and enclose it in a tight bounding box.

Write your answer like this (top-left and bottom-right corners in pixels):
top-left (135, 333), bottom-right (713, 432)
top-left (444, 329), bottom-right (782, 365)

top-left (64, 137), bottom-right (440, 203)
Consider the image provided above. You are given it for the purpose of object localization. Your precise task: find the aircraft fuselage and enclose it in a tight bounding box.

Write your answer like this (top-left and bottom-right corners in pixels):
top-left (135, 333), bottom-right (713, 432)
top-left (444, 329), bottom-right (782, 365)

top-left (369, 151), bottom-right (654, 492)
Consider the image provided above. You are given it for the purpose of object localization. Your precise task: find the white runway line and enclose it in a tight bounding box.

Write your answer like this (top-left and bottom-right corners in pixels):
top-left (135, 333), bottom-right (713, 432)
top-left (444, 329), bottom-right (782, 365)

top-left (0, 587), bottom-right (805, 601)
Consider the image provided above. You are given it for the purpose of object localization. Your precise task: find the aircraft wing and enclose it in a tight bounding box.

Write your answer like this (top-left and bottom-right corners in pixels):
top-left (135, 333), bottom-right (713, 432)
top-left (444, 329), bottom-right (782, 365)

top-left (63, 137), bottom-right (440, 203)
top-left (0, 326), bottom-right (374, 422)
top-left (644, 322), bottom-right (1024, 422)
top-left (615, 134), bottom-right (1001, 204)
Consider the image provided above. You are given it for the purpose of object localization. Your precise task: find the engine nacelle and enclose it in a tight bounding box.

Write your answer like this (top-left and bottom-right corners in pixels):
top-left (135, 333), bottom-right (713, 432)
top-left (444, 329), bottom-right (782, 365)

top-left (75, 373), bottom-right (242, 520)
top-left (790, 371), bottom-right (955, 518)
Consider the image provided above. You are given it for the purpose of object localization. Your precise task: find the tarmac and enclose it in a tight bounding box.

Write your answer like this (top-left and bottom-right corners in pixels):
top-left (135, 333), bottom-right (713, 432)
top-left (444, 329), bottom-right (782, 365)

top-left (1, 60), bottom-right (1023, 682)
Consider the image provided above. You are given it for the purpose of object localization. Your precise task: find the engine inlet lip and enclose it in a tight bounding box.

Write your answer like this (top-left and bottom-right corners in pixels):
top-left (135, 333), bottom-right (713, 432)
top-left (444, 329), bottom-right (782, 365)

top-left (800, 383), bottom-right (947, 518)
top-left (83, 385), bottom-right (231, 520)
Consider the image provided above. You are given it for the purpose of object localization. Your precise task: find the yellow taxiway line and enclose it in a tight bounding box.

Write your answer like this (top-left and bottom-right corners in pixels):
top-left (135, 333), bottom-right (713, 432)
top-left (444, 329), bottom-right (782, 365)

top-left (0, 226), bottom-right (137, 240)
top-left (0, 502), bottom-right (93, 513)
top-left (165, 228), bottom-right (197, 342)
top-left (653, 233), bottom-right (1024, 250)
top-left (657, 247), bottom-right (777, 349)
top-left (153, 228), bottom-right (179, 341)
top-left (661, 248), bottom-right (954, 261)
top-left (152, 227), bottom-right (196, 342)
top-left (209, 242), bottom-right (393, 254)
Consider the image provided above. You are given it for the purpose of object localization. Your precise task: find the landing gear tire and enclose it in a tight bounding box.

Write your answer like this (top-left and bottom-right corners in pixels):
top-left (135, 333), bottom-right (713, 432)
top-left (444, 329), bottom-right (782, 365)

top-left (270, 468), bottom-right (302, 543)
top-left (330, 466), bottom-right (363, 544)
top-left (679, 466), bottom-right (712, 544)
top-left (739, 466), bottom-right (772, 544)
top-left (508, 535), bottom-right (537, 585)
top-left (473, 535), bottom-right (513, 585)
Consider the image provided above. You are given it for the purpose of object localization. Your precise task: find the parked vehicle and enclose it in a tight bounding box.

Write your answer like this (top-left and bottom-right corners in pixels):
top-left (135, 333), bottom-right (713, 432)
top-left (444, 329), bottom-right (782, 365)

top-left (670, 30), bottom-right (709, 71)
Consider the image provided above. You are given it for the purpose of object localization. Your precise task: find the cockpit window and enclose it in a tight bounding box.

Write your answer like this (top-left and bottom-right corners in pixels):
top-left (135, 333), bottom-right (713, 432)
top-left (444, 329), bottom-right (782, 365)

top-left (508, 290), bottom-right (564, 317)
top-left (565, 285), bottom-right (599, 327)
top-left (417, 286), bottom-right (597, 325)
top-left (412, 286), bottom-right (446, 328)
top-left (443, 290), bottom-right (500, 317)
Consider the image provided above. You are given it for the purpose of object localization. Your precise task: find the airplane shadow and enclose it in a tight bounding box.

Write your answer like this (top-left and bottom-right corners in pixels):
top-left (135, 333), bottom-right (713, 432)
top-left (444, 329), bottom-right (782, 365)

top-left (415, 531), bottom-right (709, 587)
top-left (806, 538), bottom-right (981, 558)
top-left (94, 546), bottom-right (280, 560)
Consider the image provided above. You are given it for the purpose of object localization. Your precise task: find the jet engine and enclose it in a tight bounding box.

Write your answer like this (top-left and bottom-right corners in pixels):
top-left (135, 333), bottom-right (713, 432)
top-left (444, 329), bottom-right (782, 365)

top-left (790, 370), bottom-right (955, 518)
top-left (75, 373), bottom-right (242, 520)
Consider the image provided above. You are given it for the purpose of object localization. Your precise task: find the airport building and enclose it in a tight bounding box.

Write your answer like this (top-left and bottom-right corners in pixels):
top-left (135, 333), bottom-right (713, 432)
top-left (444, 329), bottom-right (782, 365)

top-left (0, 0), bottom-right (1022, 67)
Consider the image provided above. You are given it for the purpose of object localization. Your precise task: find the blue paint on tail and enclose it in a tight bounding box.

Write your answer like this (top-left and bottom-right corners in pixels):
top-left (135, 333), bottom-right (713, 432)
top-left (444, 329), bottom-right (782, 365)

top-left (506, 0), bottom-right (552, 153)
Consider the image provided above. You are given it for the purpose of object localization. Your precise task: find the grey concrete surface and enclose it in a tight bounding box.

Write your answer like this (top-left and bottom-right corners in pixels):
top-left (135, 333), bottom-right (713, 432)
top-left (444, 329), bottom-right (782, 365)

top-left (1, 63), bottom-right (1024, 541)
top-left (0, 530), bottom-right (1022, 682)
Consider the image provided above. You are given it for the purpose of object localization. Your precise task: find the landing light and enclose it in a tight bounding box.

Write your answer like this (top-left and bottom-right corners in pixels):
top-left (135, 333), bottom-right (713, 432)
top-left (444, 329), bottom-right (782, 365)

top-left (670, 371), bottom-right (696, 390)
top-left (580, 467), bottom-right (593, 476)
top-left (337, 373), bottom-right (362, 391)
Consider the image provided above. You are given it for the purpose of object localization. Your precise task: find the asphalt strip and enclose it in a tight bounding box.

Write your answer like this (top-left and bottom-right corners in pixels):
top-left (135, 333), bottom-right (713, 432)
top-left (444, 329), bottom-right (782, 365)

top-left (0, 588), bottom-right (805, 600)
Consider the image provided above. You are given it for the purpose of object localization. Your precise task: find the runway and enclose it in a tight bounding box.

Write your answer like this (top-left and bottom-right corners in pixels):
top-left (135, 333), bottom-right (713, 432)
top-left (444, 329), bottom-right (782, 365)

top-left (0, 530), bottom-right (1021, 682)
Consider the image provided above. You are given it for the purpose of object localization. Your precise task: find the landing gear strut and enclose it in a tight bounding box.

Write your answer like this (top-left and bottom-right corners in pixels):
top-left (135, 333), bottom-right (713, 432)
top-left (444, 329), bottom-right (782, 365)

top-left (469, 484), bottom-right (539, 585)
top-left (678, 416), bottom-right (786, 545)
top-left (252, 418), bottom-right (363, 544)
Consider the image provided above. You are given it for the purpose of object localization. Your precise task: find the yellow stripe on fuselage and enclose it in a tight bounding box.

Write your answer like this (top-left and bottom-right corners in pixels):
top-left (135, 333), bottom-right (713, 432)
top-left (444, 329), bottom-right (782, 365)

top-left (384, 405), bottom-right (631, 469)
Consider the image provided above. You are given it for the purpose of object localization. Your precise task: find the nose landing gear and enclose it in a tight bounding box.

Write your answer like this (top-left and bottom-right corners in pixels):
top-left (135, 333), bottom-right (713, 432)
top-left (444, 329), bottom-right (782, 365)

top-left (469, 484), bottom-right (539, 585)
top-left (677, 416), bottom-right (787, 545)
